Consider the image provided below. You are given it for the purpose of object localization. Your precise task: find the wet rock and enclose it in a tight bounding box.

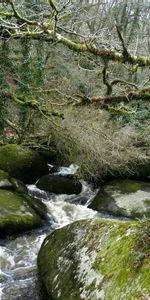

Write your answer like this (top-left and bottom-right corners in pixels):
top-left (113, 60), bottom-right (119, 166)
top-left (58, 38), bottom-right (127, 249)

top-left (0, 189), bottom-right (42, 234)
top-left (89, 179), bottom-right (150, 218)
top-left (10, 177), bottom-right (28, 194)
top-left (0, 169), bottom-right (12, 189)
top-left (38, 219), bottom-right (150, 300)
top-left (0, 144), bottom-right (49, 184)
top-left (24, 193), bottom-right (47, 220)
top-left (0, 174), bottom-right (47, 221)
top-left (36, 174), bottom-right (82, 195)
top-left (0, 171), bottom-right (29, 194)
top-left (9, 178), bottom-right (47, 219)
top-left (48, 165), bottom-right (60, 174)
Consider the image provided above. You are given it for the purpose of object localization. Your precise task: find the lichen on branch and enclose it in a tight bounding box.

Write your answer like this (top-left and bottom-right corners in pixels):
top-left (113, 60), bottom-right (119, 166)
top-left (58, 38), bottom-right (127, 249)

top-left (0, 1), bottom-right (150, 67)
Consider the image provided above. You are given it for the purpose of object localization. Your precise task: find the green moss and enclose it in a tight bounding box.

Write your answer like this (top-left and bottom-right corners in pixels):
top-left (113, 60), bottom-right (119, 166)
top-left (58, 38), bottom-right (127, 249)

top-left (91, 222), bottom-right (149, 299)
top-left (0, 144), bottom-right (49, 183)
top-left (86, 278), bottom-right (97, 292)
top-left (86, 221), bottom-right (150, 299)
top-left (137, 56), bottom-right (150, 66)
top-left (0, 189), bottom-right (42, 234)
top-left (113, 179), bottom-right (143, 193)
top-left (0, 169), bottom-right (9, 181)
top-left (38, 220), bottom-right (89, 300)
top-left (38, 219), bottom-right (150, 300)
top-left (61, 37), bottom-right (87, 53)
top-left (89, 180), bottom-right (150, 218)
top-left (0, 169), bottom-right (12, 189)
top-left (10, 177), bottom-right (28, 194)
top-left (10, 177), bottom-right (47, 219)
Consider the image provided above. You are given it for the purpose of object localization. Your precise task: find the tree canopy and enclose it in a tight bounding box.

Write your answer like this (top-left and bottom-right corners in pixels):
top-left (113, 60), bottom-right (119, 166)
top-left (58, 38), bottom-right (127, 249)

top-left (0, 0), bottom-right (150, 65)
top-left (0, 0), bottom-right (150, 141)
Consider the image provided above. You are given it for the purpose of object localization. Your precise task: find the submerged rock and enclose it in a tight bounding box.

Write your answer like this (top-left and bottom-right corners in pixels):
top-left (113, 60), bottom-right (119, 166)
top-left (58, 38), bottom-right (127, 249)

top-left (38, 219), bottom-right (150, 300)
top-left (0, 144), bottom-right (49, 183)
top-left (36, 174), bottom-right (82, 195)
top-left (0, 189), bottom-right (43, 234)
top-left (89, 179), bottom-right (150, 218)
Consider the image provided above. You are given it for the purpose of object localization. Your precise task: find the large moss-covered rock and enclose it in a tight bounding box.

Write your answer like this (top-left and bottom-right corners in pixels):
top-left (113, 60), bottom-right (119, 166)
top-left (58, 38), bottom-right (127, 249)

top-left (0, 144), bottom-right (49, 183)
top-left (0, 172), bottom-right (47, 221)
top-left (38, 219), bottom-right (150, 300)
top-left (0, 189), bottom-right (43, 234)
top-left (36, 174), bottom-right (82, 195)
top-left (89, 179), bottom-right (150, 218)
top-left (0, 169), bottom-right (29, 193)
top-left (24, 193), bottom-right (47, 220)
top-left (9, 177), bottom-right (47, 219)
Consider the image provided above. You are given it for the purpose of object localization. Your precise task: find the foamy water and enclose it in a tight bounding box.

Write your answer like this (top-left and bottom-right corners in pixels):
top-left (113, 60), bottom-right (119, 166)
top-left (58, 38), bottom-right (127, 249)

top-left (0, 165), bottom-right (99, 300)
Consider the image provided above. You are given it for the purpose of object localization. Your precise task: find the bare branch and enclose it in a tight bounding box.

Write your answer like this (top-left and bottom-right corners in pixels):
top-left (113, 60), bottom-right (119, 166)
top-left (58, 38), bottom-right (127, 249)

top-left (0, 1), bottom-right (150, 67)
top-left (47, 0), bottom-right (59, 13)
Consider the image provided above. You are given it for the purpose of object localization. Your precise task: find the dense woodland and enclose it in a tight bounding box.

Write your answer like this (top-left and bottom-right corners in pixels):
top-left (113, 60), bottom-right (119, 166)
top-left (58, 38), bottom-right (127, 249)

top-left (0, 0), bottom-right (150, 179)
top-left (0, 2), bottom-right (150, 300)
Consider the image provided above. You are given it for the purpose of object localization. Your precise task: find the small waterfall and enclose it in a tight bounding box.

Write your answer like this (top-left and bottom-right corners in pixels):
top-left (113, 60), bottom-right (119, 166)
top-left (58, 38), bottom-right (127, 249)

top-left (0, 164), bottom-right (127, 299)
top-left (28, 180), bottom-right (99, 230)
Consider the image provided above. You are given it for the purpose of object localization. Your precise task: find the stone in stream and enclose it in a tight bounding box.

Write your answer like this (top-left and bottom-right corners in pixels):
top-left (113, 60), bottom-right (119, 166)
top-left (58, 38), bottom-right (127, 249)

top-left (10, 177), bottom-right (28, 195)
top-left (0, 189), bottom-right (44, 234)
top-left (0, 144), bottom-right (49, 184)
top-left (36, 174), bottom-right (82, 195)
top-left (0, 169), bottom-right (13, 189)
top-left (38, 219), bottom-right (150, 300)
top-left (0, 169), bottom-right (28, 194)
top-left (89, 179), bottom-right (150, 218)
top-left (0, 170), bottom-right (47, 221)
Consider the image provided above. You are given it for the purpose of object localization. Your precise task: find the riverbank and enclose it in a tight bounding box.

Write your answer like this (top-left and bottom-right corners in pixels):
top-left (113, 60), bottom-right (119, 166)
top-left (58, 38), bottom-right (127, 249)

top-left (50, 101), bottom-right (150, 182)
top-left (0, 155), bottom-right (149, 299)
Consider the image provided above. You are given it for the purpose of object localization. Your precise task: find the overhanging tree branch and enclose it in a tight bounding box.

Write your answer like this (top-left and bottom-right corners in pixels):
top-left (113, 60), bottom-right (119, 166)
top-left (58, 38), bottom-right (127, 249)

top-left (91, 90), bottom-right (150, 106)
top-left (116, 24), bottom-right (129, 59)
top-left (75, 88), bottom-right (150, 106)
top-left (0, 91), bottom-right (64, 119)
top-left (0, 0), bottom-right (150, 117)
top-left (47, 0), bottom-right (59, 13)
top-left (3, 117), bottom-right (21, 138)
top-left (0, 1), bottom-right (150, 67)
top-left (1, 28), bottom-right (150, 67)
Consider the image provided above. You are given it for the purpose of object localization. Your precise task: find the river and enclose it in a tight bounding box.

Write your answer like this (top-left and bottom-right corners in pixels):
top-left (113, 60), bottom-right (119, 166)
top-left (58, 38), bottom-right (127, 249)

top-left (0, 165), bottom-right (120, 300)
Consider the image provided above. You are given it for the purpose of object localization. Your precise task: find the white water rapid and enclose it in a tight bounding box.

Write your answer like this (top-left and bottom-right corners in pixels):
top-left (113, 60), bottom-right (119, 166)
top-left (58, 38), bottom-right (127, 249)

top-left (0, 165), bottom-right (102, 300)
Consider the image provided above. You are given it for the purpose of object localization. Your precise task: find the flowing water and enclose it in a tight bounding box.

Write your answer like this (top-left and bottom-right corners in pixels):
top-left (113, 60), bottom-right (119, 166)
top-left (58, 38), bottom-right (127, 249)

top-left (0, 165), bottom-right (98, 300)
top-left (0, 165), bottom-right (121, 300)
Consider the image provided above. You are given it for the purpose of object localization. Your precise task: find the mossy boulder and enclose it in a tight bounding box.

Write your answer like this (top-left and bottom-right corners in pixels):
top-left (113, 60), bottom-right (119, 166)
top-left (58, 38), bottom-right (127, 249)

top-left (0, 144), bottom-right (49, 183)
top-left (0, 172), bottom-right (47, 221)
top-left (0, 169), bottom-right (12, 189)
top-left (0, 169), bottom-right (29, 193)
top-left (10, 177), bottom-right (28, 195)
top-left (36, 174), bottom-right (82, 195)
top-left (38, 219), bottom-right (150, 300)
top-left (89, 179), bottom-right (150, 218)
top-left (23, 193), bottom-right (47, 220)
top-left (9, 177), bottom-right (47, 219)
top-left (0, 189), bottom-right (43, 234)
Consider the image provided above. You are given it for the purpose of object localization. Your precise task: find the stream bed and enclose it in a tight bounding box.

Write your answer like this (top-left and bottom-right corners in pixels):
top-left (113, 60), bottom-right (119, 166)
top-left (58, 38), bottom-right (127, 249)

top-left (0, 165), bottom-right (124, 300)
